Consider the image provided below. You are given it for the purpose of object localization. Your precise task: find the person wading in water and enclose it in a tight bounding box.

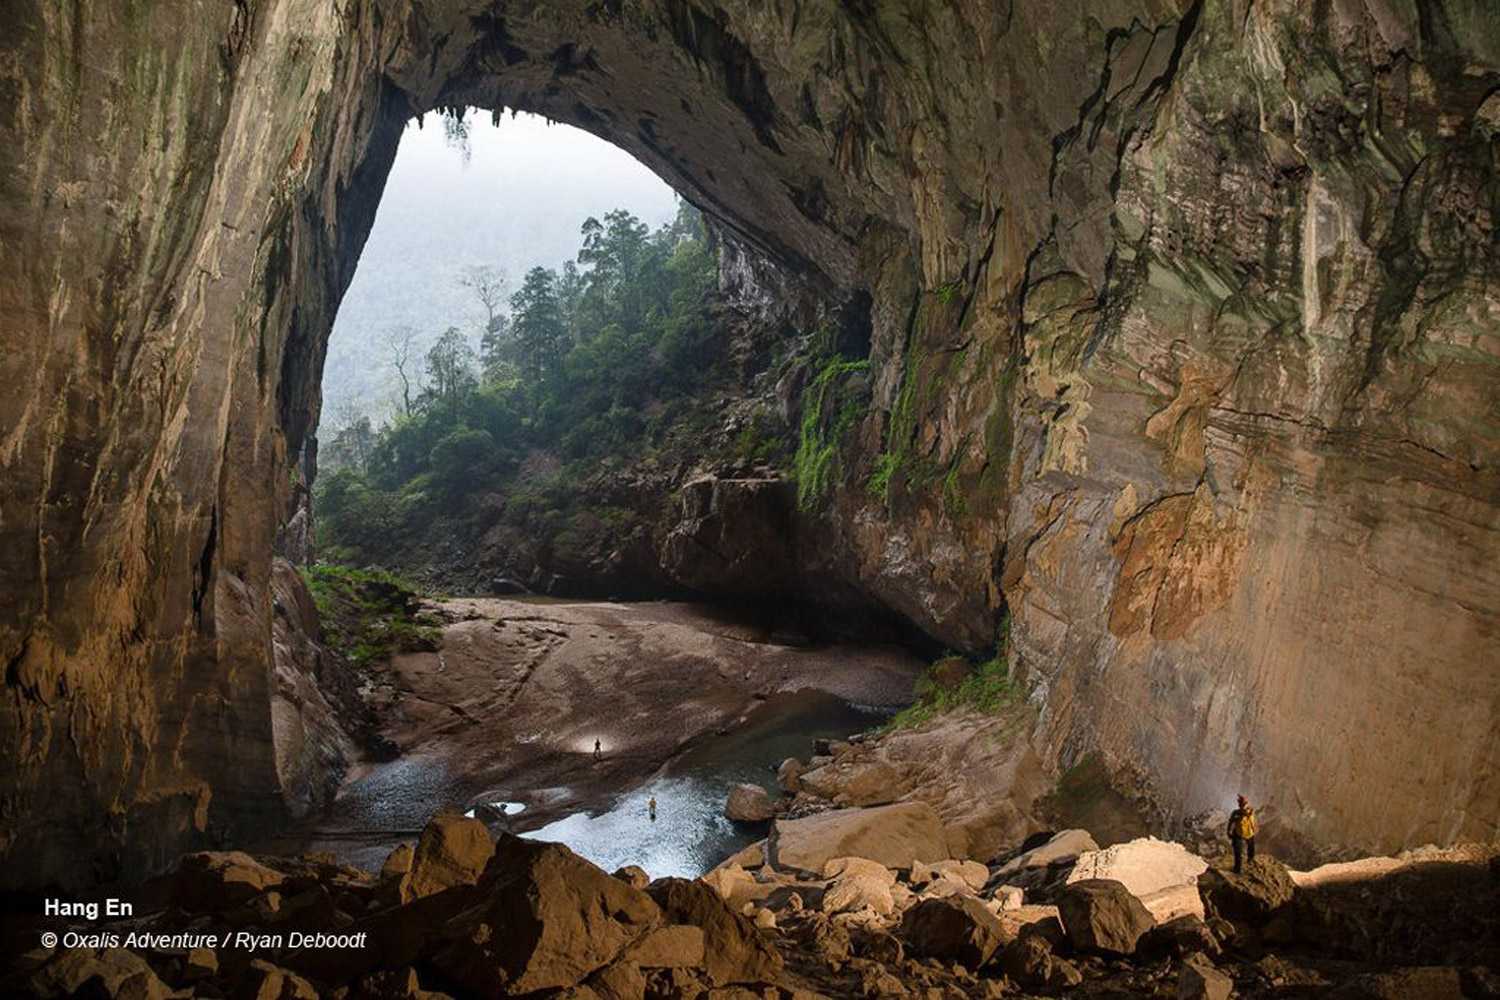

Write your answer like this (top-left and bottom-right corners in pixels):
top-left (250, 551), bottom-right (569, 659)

top-left (1228, 794), bottom-right (1258, 874)
top-left (648, 796), bottom-right (657, 822)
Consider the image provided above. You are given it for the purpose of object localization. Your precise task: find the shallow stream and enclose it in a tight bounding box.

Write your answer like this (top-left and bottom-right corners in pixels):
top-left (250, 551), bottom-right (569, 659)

top-left (510, 689), bottom-right (889, 878)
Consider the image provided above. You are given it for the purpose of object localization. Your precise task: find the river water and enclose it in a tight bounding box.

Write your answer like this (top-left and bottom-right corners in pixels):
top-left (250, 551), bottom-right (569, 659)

top-left (511, 690), bottom-right (890, 878)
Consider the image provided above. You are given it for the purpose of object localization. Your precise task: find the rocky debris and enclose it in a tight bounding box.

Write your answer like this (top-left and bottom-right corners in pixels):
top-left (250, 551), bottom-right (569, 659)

top-left (770, 801), bottom-right (949, 872)
top-left (777, 757), bottom-right (805, 793)
top-left (911, 857), bottom-right (988, 892)
top-left (898, 896), bottom-right (1005, 968)
top-left (1058, 878), bottom-right (1157, 956)
top-left (240, 960), bottom-right (319, 1000)
top-left (622, 924), bottom-right (707, 968)
top-left (399, 812), bottom-right (494, 903)
top-left (1177, 953), bottom-right (1234, 1000)
top-left (1328, 967), bottom-right (1467, 999)
top-left (700, 864), bottom-right (766, 911)
top-left (647, 877), bottom-right (784, 986)
top-left (725, 782), bottom-right (776, 823)
top-left (823, 873), bottom-right (896, 916)
top-left (381, 843), bottom-right (414, 879)
top-left (26, 948), bottom-right (173, 999)
top-left (1198, 857), bottom-right (1296, 926)
top-left (990, 885), bottom-right (1024, 910)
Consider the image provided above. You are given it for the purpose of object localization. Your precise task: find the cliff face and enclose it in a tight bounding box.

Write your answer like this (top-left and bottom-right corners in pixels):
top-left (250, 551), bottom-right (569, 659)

top-left (1, 0), bottom-right (1495, 888)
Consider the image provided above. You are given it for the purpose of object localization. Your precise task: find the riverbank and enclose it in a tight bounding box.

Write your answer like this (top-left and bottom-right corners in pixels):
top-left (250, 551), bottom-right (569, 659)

top-left (270, 597), bottom-right (925, 869)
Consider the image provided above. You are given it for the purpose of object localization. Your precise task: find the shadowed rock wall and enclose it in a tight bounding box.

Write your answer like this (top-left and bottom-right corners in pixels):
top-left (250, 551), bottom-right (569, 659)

top-left (1, 0), bottom-right (1495, 887)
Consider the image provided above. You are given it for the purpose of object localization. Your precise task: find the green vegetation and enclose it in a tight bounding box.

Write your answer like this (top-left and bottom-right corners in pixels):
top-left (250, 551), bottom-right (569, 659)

top-left (316, 204), bottom-right (726, 564)
top-left (793, 356), bottom-right (870, 511)
top-left (300, 564), bottom-right (442, 664)
top-left (882, 650), bottom-right (1020, 731)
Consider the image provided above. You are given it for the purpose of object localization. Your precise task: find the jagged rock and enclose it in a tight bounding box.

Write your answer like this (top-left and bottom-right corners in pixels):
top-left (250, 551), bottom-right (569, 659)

top-left (770, 802), bottom-right (950, 872)
top-left (586, 961), bottom-right (649, 1000)
top-left (989, 885), bottom-right (1024, 910)
top-left (1198, 859), bottom-right (1296, 926)
top-left (613, 864), bottom-right (650, 889)
top-left (853, 927), bottom-right (905, 966)
top-left (647, 877), bottom-right (784, 986)
top-left (432, 837), bottom-right (661, 996)
top-left (700, 865), bottom-right (761, 911)
top-left (354, 967), bottom-right (449, 999)
top-left (753, 907), bottom-right (777, 930)
top-left (994, 829), bottom-right (1099, 878)
top-left (898, 896), bottom-right (1006, 968)
top-left (1177, 953), bottom-right (1234, 1000)
top-left (400, 812), bottom-right (494, 903)
top-left (1058, 878), bottom-right (1156, 956)
top-left (182, 947), bottom-right (218, 983)
top-left (725, 783), bottom-right (776, 823)
top-left (1139, 914), bottom-right (1221, 960)
top-left (170, 852), bottom-right (287, 912)
top-left (777, 758), bottom-right (804, 794)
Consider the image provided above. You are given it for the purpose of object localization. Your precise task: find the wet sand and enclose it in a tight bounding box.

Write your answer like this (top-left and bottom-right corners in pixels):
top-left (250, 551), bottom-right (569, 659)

top-left (269, 598), bottom-right (923, 869)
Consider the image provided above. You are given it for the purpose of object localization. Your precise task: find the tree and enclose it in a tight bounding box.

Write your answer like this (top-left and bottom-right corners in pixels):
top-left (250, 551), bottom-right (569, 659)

top-left (459, 264), bottom-right (507, 334)
top-left (383, 326), bottom-right (421, 417)
top-left (509, 266), bottom-right (568, 382)
top-left (423, 327), bottom-right (478, 413)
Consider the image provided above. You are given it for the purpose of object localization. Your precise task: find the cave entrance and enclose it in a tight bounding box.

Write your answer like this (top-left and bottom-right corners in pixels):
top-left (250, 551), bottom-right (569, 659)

top-left (313, 107), bottom-right (707, 598)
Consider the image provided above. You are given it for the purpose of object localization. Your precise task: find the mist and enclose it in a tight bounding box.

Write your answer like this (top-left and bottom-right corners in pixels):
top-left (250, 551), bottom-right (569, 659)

top-left (322, 110), bottom-right (682, 423)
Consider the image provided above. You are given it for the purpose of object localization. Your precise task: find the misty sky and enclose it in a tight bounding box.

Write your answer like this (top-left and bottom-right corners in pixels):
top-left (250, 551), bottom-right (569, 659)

top-left (323, 110), bottom-right (681, 421)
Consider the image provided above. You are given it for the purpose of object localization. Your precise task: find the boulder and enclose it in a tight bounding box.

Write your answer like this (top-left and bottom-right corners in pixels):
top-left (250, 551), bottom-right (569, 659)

top-left (27, 949), bottom-right (172, 999)
top-left (613, 864), bottom-right (650, 889)
top-left (239, 960), bottom-right (319, 1000)
top-left (1000, 933), bottom-right (1056, 989)
top-left (770, 802), bottom-right (949, 873)
top-left (623, 925), bottom-right (706, 969)
top-left (716, 840), bottom-right (766, 870)
top-left (994, 829), bottom-right (1099, 878)
top-left (1066, 837), bottom-right (1208, 921)
top-left (898, 896), bottom-right (1006, 968)
top-left (917, 877), bottom-right (972, 899)
top-left (777, 758), bottom-right (804, 793)
top-left (911, 858), bottom-right (989, 891)
top-left (1057, 878), bottom-right (1156, 956)
top-left (822, 874), bottom-right (895, 916)
top-left (725, 783), bottom-right (776, 823)
top-left (822, 856), bottom-right (896, 886)
top-left (170, 851), bottom-right (286, 911)
top-left (990, 885), bottom-right (1024, 910)
top-left (1177, 953), bottom-right (1234, 1000)
top-left (1198, 858), bottom-right (1296, 926)
top-left (647, 877), bottom-right (784, 986)
top-left (1139, 914), bottom-right (1221, 961)
top-left (183, 947), bottom-right (218, 982)
top-left (797, 758), bottom-right (902, 806)
top-left (586, 961), bottom-right (648, 1000)
top-left (432, 836), bottom-right (661, 996)
top-left (381, 843), bottom-right (414, 879)
top-left (699, 865), bottom-right (762, 910)
top-left (400, 812), bottom-right (494, 903)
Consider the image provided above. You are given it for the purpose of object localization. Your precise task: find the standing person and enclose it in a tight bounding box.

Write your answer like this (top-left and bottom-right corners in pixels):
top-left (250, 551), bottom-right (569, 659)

top-left (593, 738), bottom-right (602, 763)
top-left (648, 796), bottom-right (657, 822)
top-left (1227, 794), bottom-right (1258, 873)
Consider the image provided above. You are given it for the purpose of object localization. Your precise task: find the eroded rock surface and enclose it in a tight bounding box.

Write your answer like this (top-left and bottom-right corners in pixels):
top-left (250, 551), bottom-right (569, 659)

top-left (2, 0), bottom-right (1497, 888)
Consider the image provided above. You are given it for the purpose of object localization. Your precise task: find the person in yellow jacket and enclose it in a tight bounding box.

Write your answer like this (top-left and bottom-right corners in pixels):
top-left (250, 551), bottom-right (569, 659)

top-left (1227, 794), bottom-right (1258, 873)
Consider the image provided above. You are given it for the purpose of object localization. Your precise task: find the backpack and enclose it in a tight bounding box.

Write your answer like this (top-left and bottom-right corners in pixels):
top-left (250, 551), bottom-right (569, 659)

top-left (1234, 808), bottom-right (1257, 838)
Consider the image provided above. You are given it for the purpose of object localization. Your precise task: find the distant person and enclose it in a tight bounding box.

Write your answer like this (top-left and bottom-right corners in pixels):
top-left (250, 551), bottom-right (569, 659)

top-left (1228, 794), bottom-right (1258, 873)
top-left (593, 738), bottom-right (602, 762)
top-left (648, 796), bottom-right (657, 822)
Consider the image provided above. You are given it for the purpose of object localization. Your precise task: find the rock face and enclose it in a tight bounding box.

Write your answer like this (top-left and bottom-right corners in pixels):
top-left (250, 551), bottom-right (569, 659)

top-left (2, 0), bottom-right (1498, 887)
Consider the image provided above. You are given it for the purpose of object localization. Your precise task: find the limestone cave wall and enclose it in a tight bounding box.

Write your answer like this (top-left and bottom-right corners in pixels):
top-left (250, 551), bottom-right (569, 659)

top-left (0, 0), bottom-right (1495, 888)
